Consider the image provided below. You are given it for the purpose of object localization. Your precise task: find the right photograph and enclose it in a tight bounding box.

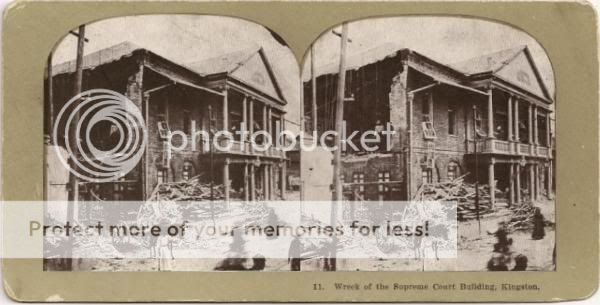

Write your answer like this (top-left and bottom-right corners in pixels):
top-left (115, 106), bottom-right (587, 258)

top-left (302, 16), bottom-right (555, 271)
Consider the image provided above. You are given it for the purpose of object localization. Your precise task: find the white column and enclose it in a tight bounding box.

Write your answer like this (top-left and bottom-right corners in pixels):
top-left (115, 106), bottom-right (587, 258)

top-left (508, 95), bottom-right (513, 141)
top-left (249, 164), bottom-right (255, 201)
top-left (514, 98), bottom-right (520, 143)
top-left (263, 164), bottom-right (269, 200)
top-left (243, 162), bottom-right (249, 202)
top-left (546, 112), bottom-right (551, 148)
top-left (281, 162), bottom-right (287, 200)
top-left (515, 163), bottom-right (521, 204)
top-left (249, 99), bottom-right (254, 153)
top-left (242, 95), bottom-right (248, 144)
top-left (529, 163), bottom-right (535, 202)
top-left (509, 162), bottom-right (514, 206)
top-left (487, 88), bottom-right (494, 138)
top-left (223, 88), bottom-right (229, 131)
top-left (489, 158), bottom-right (495, 207)
top-left (533, 106), bottom-right (539, 145)
top-left (547, 161), bottom-right (553, 198)
top-left (528, 103), bottom-right (533, 144)
top-left (223, 158), bottom-right (230, 202)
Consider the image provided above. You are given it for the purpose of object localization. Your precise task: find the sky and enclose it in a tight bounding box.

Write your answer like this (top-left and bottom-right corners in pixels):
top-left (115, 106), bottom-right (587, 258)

top-left (303, 16), bottom-right (555, 98)
top-left (52, 15), bottom-right (302, 131)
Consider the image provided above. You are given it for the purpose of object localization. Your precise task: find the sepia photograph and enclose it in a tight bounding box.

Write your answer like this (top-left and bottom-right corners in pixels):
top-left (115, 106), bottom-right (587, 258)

top-left (301, 16), bottom-right (556, 271)
top-left (43, 15), bottom-right (555, 273)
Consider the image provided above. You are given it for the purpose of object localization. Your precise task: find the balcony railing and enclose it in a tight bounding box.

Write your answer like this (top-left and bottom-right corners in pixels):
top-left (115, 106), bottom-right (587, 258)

top-left (214, 138), bottom-right (286, 159)
top-left (468, 138), bottom-right (552, 159)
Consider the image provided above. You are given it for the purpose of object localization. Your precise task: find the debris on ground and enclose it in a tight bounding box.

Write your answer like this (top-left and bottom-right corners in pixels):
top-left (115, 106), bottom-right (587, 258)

top-left (147, 176), bottom-right (225, 201)
top-left (506, 204), bottom-right (554, 232)
top-left (412, 174), bottom-right (502, 220)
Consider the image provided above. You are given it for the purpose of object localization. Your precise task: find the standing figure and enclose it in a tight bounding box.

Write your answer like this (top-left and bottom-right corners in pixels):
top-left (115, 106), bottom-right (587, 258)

top-left (214, 228), bottom-right (249, 271)
top-left (532, 207), bottom-right (546, 240)
top-left (487, 222), bottom-right (513, 271)
top-left (288, 235), bottom-right (302, 271)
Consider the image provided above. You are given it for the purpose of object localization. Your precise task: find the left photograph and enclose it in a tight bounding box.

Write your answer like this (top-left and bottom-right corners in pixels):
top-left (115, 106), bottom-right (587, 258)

top-left (43, 15), bottom-right (302, 271)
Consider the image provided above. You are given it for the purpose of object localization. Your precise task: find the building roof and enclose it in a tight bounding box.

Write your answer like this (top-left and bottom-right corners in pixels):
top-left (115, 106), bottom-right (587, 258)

top-left (308, 43), bottom-right (552, 103)
top-left (450, 45), bottom-right (526, 75)
top-left (305, 43), bottom-right (404, 81)
top-left (52, 41), bottom-right (287, 104)
top-left (187, 46), bottom-right (287, 104)
top-left (52, 41), bottom-right (143, 76)
top-left (186, 45), bottom-right (260, 76)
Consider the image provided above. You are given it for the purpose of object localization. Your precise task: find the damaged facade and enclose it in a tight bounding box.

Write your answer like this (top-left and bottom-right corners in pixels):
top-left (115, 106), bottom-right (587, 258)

top-left (46, 42), bottom-right (288, 207)
top-left (304, 45), bottom-right (554, 205)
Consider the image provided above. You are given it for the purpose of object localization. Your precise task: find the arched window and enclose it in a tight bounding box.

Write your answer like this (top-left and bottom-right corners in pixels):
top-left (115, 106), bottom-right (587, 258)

top-left (447, 161), bottom-right (460, 181)
top-left (182, 161), bottom-right (194, 180)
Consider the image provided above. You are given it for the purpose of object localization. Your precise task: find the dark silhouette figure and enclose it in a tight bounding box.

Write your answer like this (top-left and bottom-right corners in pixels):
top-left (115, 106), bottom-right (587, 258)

top-left (487, 222), bottom-right (515, 271)
top-left (512, 254), bottom-right (528, 271)
top-left (214, 229), bottom-right (249, 271)
top-left (250, 254), bottom-right (266, 271)
top-left (531, 207), bottom-right (546, 240)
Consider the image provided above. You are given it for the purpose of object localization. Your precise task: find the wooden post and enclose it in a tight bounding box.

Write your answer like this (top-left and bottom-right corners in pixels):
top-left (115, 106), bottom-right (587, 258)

top-left (487, 88), bottom-right (494, 138)
top-left (69, 25), bottom-right (86, 206)
top-left (488, 158), bottom-right (495, 207)
top-left (333, 23), bottom-right (348, 204)
top-left (66, 24), bottom-right (85, 271)
top-left (143, 92), bottom-right (149, 200)
top-left (46, 52), bottom-right (54, 138)
top-left (406, 91), bottom-right (414, 199)
top-left (329, 23), bottom-right (348, 272)
top-left (311, 45), bottom-right (318, 133)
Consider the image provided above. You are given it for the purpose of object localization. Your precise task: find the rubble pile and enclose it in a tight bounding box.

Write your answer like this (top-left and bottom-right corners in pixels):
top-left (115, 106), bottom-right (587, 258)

top-left (412, 175), bottom-right (496, 220)
top-left (147, 176), bottom-right (225, 201)
top-left (506, 204), bottom-right (536, 232)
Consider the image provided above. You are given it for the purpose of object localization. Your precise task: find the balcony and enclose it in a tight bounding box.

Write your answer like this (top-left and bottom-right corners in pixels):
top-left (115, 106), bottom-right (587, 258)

top-left (214, 138), bottom-right (286, 159)
top-left (468, 138), bottom-right (552, 159)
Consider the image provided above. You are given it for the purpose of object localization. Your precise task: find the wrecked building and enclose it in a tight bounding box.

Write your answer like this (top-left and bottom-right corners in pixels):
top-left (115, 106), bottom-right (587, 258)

top-left (46, 42), bottom-right (288, 206)
top-left (304, 45), bottom-right (554, 204)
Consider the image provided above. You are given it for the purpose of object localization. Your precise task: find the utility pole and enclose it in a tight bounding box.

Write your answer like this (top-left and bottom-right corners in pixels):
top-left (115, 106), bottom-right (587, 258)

top-left (66, 24), bottom-right (86, 271)
top-left (46, 52), bottom-right (54, 140)
top-left (472, 105), bottom-right (481, 235)
top-left (208, 105), bottom-right (216, 227)
top-left (329, 23), bottom-right (349, 272)
top-left (333, 23), bottom-right (349, 204)
top-left (311, 45), bottom-right (318, 133)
